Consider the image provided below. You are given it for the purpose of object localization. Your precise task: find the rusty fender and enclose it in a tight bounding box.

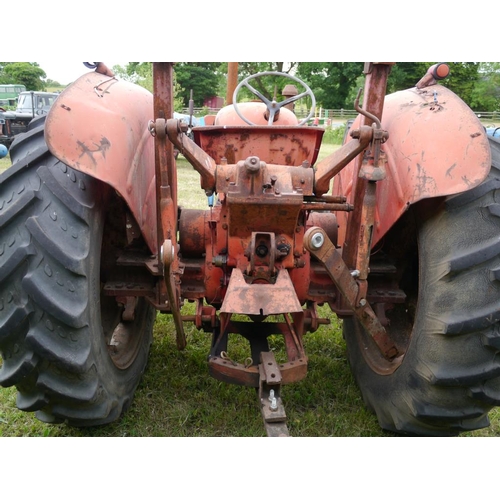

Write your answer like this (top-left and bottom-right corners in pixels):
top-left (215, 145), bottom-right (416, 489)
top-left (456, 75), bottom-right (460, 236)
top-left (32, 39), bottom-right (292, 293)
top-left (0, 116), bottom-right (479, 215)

top-left (334, 84), bottom-right (491, 247)
top-left (45, 71), bottom-right (157, 253)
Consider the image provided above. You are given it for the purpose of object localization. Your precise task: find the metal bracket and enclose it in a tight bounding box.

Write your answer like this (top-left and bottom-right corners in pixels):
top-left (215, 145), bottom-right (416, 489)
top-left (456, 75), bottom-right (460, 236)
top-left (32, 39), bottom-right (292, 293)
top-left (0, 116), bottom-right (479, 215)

top-left (258, 351), bottom-right (289, 437)
top-left (304, 227), bottom-right (399, 360)
top-left (162, 239), bottom-right (186, 350)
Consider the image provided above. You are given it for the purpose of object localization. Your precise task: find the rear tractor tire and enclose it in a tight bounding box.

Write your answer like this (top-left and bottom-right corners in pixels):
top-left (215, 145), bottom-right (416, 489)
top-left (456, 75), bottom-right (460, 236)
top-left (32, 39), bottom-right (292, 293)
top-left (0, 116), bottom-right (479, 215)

top-left (0, 116), bottom-right (155, 426)
top-left (344, 136), bottom-right (500, 436)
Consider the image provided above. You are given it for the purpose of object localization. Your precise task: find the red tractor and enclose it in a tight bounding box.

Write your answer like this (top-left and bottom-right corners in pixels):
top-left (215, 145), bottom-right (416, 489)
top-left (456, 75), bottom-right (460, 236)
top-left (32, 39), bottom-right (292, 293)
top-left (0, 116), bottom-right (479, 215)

top-left (0, 62), bottom-right (499, 436)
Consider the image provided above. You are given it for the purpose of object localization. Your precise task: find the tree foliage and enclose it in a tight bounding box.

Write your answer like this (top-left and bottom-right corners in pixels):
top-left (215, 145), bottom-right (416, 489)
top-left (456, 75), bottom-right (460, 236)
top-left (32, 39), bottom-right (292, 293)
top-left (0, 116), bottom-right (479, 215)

top-left (440, 62), bottom-right (479, 107)
top-left (470, 63), bottom-right (500, 111)
top-left (296, 63), bottom-right (364, 109)
top-left (69, 62), bottom-right (500, 113)
top-left (388, 63), bottom-right (480, 107)
top-left (387, 63), bottom-right (430, 93)
top-left (228, 63), bottom-right (303, 105)
top-left (114, 62), bottom-right (223, 109)
top-left (0, 62), bottom-right (47, 90)
top-left (116, 62), bottom-right (154, 91)
top-left (113, 62), bottom-right (185, 111)
top-left (292, 63), bottom-right (484, 110)
top-left (173, 63), bottom-right (222, 107)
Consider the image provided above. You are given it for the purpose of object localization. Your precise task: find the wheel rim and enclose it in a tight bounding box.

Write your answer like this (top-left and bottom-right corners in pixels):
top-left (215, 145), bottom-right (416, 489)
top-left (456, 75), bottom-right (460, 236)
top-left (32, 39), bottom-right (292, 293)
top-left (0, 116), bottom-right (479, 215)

top-left (98, 192), bottom-right (151, 371)
top-left (101, 295), bottom-right (147, 370)
top-left (351, 236), bottom-right (419, 375)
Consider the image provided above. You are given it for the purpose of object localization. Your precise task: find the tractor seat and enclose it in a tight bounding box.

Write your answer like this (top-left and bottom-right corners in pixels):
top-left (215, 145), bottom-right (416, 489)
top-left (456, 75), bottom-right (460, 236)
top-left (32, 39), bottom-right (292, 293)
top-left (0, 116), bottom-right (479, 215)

top-left (193, 102), bottom-right (324, 166)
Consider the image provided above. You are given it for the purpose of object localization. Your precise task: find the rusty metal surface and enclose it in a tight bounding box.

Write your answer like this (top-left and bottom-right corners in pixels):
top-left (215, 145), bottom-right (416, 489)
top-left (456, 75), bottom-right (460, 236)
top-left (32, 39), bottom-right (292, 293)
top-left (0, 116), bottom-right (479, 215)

top-left (416, 63), bottom-right (450, 89)
top-left (179, 209), bottom-right (209, 256)
top-left (152, 65), bottom-right (175, 271)
top-left (304, 227), bottom-right (398, 359)
top-left (354, 175), bottom-right (379, 282)
top-left (103, 281), bottom-right (156, 297)
top-left (193, 125), bottom-right (324, 166)
top-left (163, 239), bottom-right (186, 350)
top-left (335, 84), bottom-right (491, 249)
top-left (217, 160), bottom-right (315, 197)
top-left (314, 126), bottom-right (373, 196)
top-left (226, 63), bottom-right (239, 105)
top-left (215, 102), bottom-right (302, 127)
top-left (341, 63), bottom-right (391, 269)
top-left (259, 352), bottom-right (289, 437)
top-left (45, 71), bottom-right (157, 254)
top-left (208, 354), bottom-right (307, 387)
top-left (166, 119), bottom-right (216, 193)
top-left (220, 268), bottom-right (302, 315)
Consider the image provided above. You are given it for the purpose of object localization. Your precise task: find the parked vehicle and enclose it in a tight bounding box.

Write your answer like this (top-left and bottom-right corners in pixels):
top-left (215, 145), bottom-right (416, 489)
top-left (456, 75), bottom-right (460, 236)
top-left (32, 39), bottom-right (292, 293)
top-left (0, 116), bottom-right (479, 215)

top-left (487, 126), bottom-right (500, 138)
top-left (0, 62), bottom-right (499, 436)
top-left (0, 91), bottom-right (59, 148)
top-left (15, 91), bottom-right (59, 116)
top-left (0, 109), bottom-right (15, 148)
top-left (0, 84), bottom-right (26, 108)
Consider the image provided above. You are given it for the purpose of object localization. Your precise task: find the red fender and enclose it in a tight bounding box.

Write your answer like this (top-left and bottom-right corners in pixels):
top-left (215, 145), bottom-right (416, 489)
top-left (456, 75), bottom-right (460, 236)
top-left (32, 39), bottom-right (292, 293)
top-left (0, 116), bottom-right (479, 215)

top-left (45, 71), bottom-right (157, 253)
top-left (334, 84), bottom-right (491, 247)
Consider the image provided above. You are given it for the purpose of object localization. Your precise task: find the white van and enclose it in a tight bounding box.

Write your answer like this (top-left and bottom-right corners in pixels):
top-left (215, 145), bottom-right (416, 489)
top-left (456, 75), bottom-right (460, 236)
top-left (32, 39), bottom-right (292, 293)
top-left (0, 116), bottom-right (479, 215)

top-left (15, 91), bottom-right (59, 117)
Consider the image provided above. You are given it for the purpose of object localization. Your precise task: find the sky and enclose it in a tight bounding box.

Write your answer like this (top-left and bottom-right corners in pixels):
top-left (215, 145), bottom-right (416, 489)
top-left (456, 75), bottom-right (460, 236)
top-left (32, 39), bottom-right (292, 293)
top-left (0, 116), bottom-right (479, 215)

top-left (36, 61), bottom-right (128, 86)
top-left (9, 3), bottom-right (488, 88)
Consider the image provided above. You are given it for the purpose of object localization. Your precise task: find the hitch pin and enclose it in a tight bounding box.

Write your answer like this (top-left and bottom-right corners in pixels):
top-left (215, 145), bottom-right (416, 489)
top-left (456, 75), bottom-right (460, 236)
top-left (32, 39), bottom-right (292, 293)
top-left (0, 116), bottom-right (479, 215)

top-left (269, 390), bottom-right (278, 411)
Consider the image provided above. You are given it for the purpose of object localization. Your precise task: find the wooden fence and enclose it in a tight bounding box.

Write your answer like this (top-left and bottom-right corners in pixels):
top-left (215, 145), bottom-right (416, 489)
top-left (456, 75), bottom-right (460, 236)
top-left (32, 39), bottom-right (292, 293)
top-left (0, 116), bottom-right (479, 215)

top-left (184, 107), bottom-right (500, 124)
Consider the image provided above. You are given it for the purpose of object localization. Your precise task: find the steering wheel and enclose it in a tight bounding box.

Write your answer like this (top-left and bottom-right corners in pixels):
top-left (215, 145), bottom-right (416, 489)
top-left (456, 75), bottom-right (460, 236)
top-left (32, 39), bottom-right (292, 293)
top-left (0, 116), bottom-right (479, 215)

top-left (232, 71), bottom-right (316, 126)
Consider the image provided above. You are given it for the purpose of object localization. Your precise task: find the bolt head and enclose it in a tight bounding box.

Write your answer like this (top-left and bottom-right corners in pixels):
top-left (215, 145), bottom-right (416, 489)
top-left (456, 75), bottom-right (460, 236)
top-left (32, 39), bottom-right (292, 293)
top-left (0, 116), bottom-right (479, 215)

top-left (244, 156), bottom-right (261, 174)
top-left (310, 232), bottom-right (325, 249)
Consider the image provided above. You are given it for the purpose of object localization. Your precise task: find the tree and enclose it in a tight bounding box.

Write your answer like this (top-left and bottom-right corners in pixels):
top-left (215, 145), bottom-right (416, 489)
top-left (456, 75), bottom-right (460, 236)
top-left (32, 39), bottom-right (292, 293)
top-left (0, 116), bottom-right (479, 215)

top-left (113, 62), bottom-right (185, 111)
top-left (440, 62), bottom-right (479, 107)
top-left (117, 62), bottom-right (154, 91)
top-left (389, 62), bottom-right (480, 108)
top-left (0, 62), bottom-right (47, 90)
top-left (387, 63), bottom-right (430, 93)
top-left (469, 63), bottom-right (500, 111)
top-left (296, 63), bottom-right (364, 109)
top-left (229, 63), bottom-right (299, 104)
top-left (114, 62), bottom-right (223, 110)
top-left (173, 63), bottom-right (222, 107)
top-left (237, 62), bottom-right (297, 76)
top-left (378, 63), bottom-right (482, 109)
top-left (45, 78), bottom-right (62, 88)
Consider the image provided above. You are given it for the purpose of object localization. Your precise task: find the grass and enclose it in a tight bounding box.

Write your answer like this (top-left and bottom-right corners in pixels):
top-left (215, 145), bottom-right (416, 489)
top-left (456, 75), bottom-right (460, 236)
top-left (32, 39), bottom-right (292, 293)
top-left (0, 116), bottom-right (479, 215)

top-left (0, 304), bottom-right (385, 437)
top-left (0, 155), bottom-right (10, 172)
top-left (1, 131), bottom-right (500, 437)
